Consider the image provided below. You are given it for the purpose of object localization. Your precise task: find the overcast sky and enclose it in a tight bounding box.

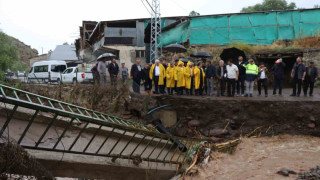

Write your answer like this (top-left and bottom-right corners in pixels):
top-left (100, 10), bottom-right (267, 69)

top-left (0, 0), bottom-right (319, 54)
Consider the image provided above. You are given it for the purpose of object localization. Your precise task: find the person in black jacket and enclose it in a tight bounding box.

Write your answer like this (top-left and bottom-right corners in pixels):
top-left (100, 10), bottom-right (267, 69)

top-left (108, 58), bottom-right (119, 88)
top-left (205, 61), bottom-right (216, 96)
top-left (303, 61), bottom-right (318, 96)
top-left (236, 56), bottom-right (247, 96)
top-left (290, 57), bottom-right (305, 97)
top-left (130, 59), bottom-right (142, 93)
top-left (142, 63), bottom-right (152, 95)
top-left (271, 58), bottom-right (286, 96)
top-left (217, 60), bottom-right (227, 96)
top-left (91, 62), bottom-right (100, 85)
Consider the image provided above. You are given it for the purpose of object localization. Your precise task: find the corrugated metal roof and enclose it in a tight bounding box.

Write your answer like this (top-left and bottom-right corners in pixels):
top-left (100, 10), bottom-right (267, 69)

top-left (48, 45), bottom-right (78, 61)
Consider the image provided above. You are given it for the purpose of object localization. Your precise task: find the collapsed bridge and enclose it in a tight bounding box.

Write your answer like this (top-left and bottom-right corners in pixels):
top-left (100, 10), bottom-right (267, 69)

top-left (0, 84), bottom-right (201, 179)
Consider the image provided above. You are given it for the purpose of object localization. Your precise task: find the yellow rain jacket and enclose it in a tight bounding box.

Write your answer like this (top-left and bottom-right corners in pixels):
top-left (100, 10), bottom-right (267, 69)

top-left (174, 61), bottom-right (185, 87)
top-left (166, 63), bottom-right (175, 88)
top-left (194, 66), bottom-right (205, 90)
top-left (184, 62), bottom-right (193, 89)
top-left (149, 64), bottom-right (165, 85)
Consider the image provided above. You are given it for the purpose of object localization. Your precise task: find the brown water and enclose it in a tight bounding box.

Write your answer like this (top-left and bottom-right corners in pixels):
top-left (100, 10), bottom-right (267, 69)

top-left (186, 135), bottom-right (320, 180)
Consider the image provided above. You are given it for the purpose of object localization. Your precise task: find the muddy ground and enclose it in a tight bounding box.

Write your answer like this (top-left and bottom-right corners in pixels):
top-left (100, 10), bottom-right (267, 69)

top-left (185, 135), bottom-right (320, 180)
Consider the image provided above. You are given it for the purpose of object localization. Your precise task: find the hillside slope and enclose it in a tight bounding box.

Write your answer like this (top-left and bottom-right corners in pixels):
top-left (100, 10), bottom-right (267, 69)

top-left (8, 35), bottom-right (38, 64)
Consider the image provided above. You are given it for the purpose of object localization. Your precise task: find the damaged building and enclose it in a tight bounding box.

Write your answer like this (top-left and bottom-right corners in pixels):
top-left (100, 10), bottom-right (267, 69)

top-left (75, 18), bottom-right (182, 68)
top-left (76, 8), bottom-right (320, 79)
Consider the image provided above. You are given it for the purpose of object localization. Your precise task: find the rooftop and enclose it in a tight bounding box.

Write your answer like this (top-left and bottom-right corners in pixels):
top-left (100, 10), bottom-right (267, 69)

top-left (48, 45), bottom-right (78, 61)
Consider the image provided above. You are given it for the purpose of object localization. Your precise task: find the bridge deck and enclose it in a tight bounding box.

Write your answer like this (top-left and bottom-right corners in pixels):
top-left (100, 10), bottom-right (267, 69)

top-left (0, 84), bottom-right (201, 179)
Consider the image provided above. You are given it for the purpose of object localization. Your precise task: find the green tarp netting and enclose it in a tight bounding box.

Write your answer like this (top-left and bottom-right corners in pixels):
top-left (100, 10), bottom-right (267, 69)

top-left (161, 9), bottom-right (320, 46)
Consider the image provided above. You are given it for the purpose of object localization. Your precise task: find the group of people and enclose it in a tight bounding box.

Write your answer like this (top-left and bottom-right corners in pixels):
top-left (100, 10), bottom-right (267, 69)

top-left (92, 55), bottom-right (319, 97)
top-left (91, 58), bottom-right (129, 87)
top-left (130, 59), bottom-right (207, 96)
top-left (130, 56), bottom-right (319, 97)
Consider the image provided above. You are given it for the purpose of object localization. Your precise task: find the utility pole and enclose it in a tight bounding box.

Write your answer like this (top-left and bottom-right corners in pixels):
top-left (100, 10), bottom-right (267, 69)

top-left (150, 0), bottom-right (161, 63)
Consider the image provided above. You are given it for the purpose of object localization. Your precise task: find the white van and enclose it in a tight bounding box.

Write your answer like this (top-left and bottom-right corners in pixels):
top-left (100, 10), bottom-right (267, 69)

top-left (27, 60), bottom-right (67, 84)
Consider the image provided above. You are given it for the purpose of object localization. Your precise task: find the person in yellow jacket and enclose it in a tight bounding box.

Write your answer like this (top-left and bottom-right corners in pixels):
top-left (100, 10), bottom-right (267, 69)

top-left (174, 60), bottom-right (185, 95)
top-left (166, 62), bottom-right (175, 95)
top-left (243, 59), bottom-right (259, 97)
top-left (184, 61), bottom-right (194, 96)
top-left (194, 62), bottom-right (206, 96)
top-left (149, 60), bottom-right (165, 94)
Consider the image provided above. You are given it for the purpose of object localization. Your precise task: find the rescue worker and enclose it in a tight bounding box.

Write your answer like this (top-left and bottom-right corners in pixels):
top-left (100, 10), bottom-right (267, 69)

top-left (173, 60), bottom-right (179, 94)
top-left (149, 59), bottom-right (165, 94)
top-left (184, 62), bottom-right (193, 96)
top-left (243, 59), bottom-right (259, 97)
top-left (175, 60), bottom-right (186, 95)
top-left (194, 62), bottom-right (205, 96)
top-left (161, 59), bottom-right (168, 94)
top-left (166, 62), bottom-right (175, 95)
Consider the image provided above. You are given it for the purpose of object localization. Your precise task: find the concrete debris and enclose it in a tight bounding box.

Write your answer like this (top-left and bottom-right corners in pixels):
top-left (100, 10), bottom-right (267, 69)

top-left (307, 123), bottom-right (316, 129)
top-left (277, 168), bottom-right (296, 177)
top-left (208, 128), bottom-right (229, 137)
top-left (297, 166), bottom-right (320, 180)
top-left (188, 120), bottom-right (201, 127)
top-left (309, 115), bottom-right (316, 122)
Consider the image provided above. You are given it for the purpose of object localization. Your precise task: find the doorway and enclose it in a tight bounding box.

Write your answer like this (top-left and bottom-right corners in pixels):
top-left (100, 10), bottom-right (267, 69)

top-left (256, 56), bottom-right (300, 87)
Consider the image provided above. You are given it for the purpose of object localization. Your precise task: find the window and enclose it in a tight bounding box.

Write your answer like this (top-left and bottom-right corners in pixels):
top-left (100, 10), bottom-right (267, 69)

top-left (135, 50), bottom-right (146, 58)
top-left (63, 68), bottom-right (73, 74)
top-left (29, 67), bottom-right (33, 73)
top-left (34, 65), bottom-right (48, 73)
top-left (51, 65), bottom-right (66, 72)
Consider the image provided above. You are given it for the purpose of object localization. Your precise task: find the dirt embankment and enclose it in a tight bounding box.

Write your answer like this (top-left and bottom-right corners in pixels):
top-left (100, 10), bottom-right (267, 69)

top-left (152, 95), bottom-right (320, 141)
top-left (20, 84), bottom-right (320, 141)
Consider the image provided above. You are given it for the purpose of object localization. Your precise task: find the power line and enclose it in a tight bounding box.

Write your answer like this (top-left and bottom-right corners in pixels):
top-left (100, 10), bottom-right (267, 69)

top-left (145, 0), bottom-right (156, 13)
top-left (169, 0), bottom-right (189, 13)
top-left (140, 0), bottom-right (152, 15)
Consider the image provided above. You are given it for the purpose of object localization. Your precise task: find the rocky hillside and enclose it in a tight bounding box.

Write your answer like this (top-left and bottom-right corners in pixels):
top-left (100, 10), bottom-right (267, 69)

top-left (8, 35), bottom-right (38, 64)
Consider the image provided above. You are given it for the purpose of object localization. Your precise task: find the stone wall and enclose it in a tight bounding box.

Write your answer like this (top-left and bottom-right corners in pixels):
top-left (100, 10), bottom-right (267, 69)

top-left (303, 50), bottom-right (320, 68)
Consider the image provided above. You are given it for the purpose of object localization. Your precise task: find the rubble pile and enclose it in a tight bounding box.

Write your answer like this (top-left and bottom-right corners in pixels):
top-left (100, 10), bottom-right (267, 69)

top-left (297, 166), bottom-right (320, 180)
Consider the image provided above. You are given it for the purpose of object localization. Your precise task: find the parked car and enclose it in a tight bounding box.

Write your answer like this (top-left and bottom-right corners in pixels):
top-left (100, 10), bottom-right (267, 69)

top-left (61, 67), bottom-right (93, 84)
top-left (16, 71), bottom-right (25, 77)
top-left (27, 60), bottom-right (67, 84)
top-left (5, 71), bottom-right (14, 77)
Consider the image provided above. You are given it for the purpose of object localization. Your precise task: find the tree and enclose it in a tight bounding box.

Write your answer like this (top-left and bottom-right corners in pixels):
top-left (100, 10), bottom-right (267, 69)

top-left (0, 32), bottom-right (19, 80)
top-left (189, 10), bottom-right (200, 17)
top-left (241, 0), bottom-right (296, 13)
top-left (62, 42), bottom-right (69, 45)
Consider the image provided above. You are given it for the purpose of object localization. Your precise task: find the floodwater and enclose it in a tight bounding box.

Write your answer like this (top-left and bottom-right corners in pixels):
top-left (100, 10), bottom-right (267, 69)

top-left (186, 135), bottom-right (320, 180)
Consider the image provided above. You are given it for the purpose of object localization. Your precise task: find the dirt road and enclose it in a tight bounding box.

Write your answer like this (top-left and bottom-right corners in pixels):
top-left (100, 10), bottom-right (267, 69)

top-left (186, 135), bottom-right (320, 180)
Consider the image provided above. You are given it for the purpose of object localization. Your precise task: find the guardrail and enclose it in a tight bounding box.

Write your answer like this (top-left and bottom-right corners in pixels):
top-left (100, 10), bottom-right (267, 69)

top-left (0, 84), bottom-right (202, 164)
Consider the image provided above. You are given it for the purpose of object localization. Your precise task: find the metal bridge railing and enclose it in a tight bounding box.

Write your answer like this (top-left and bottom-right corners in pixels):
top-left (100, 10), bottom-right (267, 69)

top-left (0, 84), bottom-right (201, 164)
